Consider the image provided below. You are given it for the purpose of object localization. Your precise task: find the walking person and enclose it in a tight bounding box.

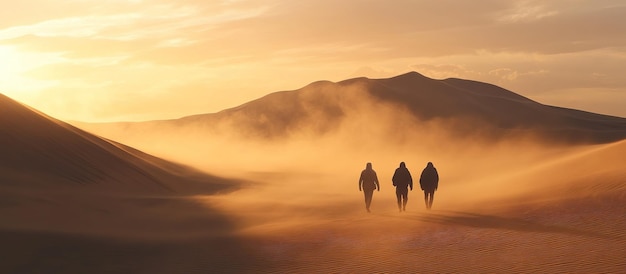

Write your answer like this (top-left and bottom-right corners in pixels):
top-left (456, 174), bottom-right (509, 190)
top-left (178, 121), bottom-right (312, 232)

top-left (392, 162), bottom-right (413, 212)
top-left (419, 162), bottom-right (439, 210)
top-left (359, 162), bottom-right (380, 213)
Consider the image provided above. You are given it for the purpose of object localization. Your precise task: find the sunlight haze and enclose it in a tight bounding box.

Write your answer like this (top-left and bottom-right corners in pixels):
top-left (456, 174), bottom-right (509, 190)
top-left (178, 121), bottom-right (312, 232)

top-left (1, 0), bottom-right (626, 121)
top-left (2, 2), bottom-right (626, 272)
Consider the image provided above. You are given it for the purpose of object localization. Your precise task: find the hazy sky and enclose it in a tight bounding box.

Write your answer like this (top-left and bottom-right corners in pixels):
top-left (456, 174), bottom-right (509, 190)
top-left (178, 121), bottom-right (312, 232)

top-left (1, 0), bottom-right (625, 122)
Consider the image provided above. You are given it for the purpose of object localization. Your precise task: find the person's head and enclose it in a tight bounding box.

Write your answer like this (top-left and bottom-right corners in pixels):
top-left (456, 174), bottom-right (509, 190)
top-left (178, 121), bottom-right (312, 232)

top-left (399, 162), bottom-right (406, 168)
top-left (427, 162), bottom-right (434, 168)
top-left (366, 162), bottom-right (372, 170)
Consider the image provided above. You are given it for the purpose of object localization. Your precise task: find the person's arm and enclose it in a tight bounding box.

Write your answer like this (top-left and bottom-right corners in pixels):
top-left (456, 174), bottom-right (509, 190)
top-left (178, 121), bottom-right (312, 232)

top-left (374, 172), bottom-right (380, 191)
top-left (409, 172), bottom-right (413, 190)
top-left (419, 170), bottom-right (425, 190)
top-left (358, 171), bottom-right (363, 191)
top-left (434, 169), bottom-right (439, 190)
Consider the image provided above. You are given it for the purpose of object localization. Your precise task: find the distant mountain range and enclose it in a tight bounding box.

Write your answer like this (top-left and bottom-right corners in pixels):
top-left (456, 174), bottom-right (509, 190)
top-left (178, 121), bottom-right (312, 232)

top-left (94, 71), bottom-right (626, 144)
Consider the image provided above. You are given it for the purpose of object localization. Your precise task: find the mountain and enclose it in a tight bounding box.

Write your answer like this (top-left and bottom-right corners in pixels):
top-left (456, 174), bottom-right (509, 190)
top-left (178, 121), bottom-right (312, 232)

top-left (77, 72), bottom-right (626, 145)
top-left (0, 93), bottom-right (234, 194)
top-left (369, 72), bottom-right (626, 141)
top-left (117, 71), bottom-right (626, 144)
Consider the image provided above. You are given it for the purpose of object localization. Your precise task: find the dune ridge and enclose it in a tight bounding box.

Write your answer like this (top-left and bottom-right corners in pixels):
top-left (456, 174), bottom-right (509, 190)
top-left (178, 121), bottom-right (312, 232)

top-left (0, 93), bottom-right (263, 272)
top-left (0, 93), bottom-right (233, 194)
top-left (2, 67), bottom-right (626, 273)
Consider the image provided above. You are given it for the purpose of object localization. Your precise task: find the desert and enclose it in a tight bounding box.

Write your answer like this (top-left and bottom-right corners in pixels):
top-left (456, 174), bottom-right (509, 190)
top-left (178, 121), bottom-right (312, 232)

top-left (2, 71), bottom-right (625, 273)
top-left (4, 1), bottom-right (626, 272)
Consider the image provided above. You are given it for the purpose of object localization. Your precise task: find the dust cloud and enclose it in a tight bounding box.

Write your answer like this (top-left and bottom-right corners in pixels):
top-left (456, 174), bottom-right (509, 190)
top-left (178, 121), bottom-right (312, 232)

top-left (72, 83), bottom-right (622, 237)
top-left (4, 72), bottom-right (626, 273)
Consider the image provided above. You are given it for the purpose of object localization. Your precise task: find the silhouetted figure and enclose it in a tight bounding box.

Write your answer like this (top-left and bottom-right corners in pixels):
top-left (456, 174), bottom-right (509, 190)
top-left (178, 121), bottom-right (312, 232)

top-left (359, 162), bottom-right (380, 213)
top-left (419, 162), bottom-right (439, 210)
top-left (392, 162), bottom-right (413, 212)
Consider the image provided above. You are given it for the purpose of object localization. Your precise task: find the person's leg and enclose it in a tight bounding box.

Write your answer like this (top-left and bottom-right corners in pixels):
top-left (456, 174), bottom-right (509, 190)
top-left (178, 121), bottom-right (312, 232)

top-left (402, 190), bottom-right (408, 211)
top-left (424, 191), bottom-right (429, 208)
top-left (364, 189), bottom-right (373, 212)
top-left (395, 189), bottom-right (402, 212)
top-left (428, 190), bottom-right (435, 209)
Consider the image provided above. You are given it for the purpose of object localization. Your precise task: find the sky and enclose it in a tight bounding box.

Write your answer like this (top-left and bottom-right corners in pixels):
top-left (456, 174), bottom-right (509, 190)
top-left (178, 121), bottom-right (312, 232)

top-left (1, 0), bottom-right (625, 122)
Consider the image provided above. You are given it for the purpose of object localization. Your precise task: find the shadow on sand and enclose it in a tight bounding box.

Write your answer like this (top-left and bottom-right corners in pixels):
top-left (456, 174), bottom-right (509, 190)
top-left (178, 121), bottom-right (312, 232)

top-left (407, 211), bottom-right (614, 240)
top-left (0, 195), bottom-right (271, 274)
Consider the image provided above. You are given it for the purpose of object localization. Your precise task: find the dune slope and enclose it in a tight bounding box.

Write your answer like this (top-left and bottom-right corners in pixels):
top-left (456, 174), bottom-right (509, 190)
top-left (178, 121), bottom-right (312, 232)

top-left (0, 93), bottom-right (233, 194)
top-left (0, 94), bottom-right (264, 273)
top-left (201, 140), bottom-right (626, 273)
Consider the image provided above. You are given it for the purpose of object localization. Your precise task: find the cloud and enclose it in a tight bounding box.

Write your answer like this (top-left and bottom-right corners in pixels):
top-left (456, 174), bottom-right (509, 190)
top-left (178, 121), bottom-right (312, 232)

top-left (495, 0), bottom-right (560, 23)
top-left (4, 1), bottom-right (626, 60)
top-left (5, 1), bottom-right (625, 63)
top-left (1, 0), bottom-right (626, 120)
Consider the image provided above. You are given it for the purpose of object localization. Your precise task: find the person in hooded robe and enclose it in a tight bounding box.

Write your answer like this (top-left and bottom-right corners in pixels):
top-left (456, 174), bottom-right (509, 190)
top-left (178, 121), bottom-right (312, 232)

top-left (392, 162), bottom-right (413, 212)
top-left (419, 162), bottom-right (439, 210)
top-left (359, 162), bottom-right (380, 213)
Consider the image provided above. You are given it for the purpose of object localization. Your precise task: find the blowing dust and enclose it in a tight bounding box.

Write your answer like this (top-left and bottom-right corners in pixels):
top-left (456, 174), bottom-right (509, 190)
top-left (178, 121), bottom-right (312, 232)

top-left (74, 86), bottom-right (613, 234)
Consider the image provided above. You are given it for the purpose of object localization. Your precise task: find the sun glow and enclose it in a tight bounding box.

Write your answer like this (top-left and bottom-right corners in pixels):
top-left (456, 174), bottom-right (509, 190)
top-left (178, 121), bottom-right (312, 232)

top-left (0, 45), bottom-right (36, 102)
top-left (0, 45), bottom-right (59, 101)
top-left (0, 46), bottom-right (24, 83)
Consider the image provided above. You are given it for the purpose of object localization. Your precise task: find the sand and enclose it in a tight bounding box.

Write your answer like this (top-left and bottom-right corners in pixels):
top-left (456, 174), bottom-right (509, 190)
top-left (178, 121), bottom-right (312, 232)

top-left (3, 170), bottom-right (624, 273)
top-left (197, 142), bottom-right (626, 273)
top-left (0, 93), bottom-right (257, 273)
top-left (2, 85), bottom-right (626, 273)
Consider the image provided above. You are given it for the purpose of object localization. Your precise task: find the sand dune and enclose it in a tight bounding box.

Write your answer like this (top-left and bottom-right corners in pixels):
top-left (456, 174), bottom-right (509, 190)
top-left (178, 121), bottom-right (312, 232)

top-left (198, 140), bottom-right (626, 273)
top-left (0, 93), bottom-right (234, 194)
top-left (0, 92), bottom-right (241, 234)
top-left (2, 68), bottom-right (626, 274)
top-left (513, 139), bottom-right (626, 198)
top-left (0, 94), bottom-right (260, 273)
